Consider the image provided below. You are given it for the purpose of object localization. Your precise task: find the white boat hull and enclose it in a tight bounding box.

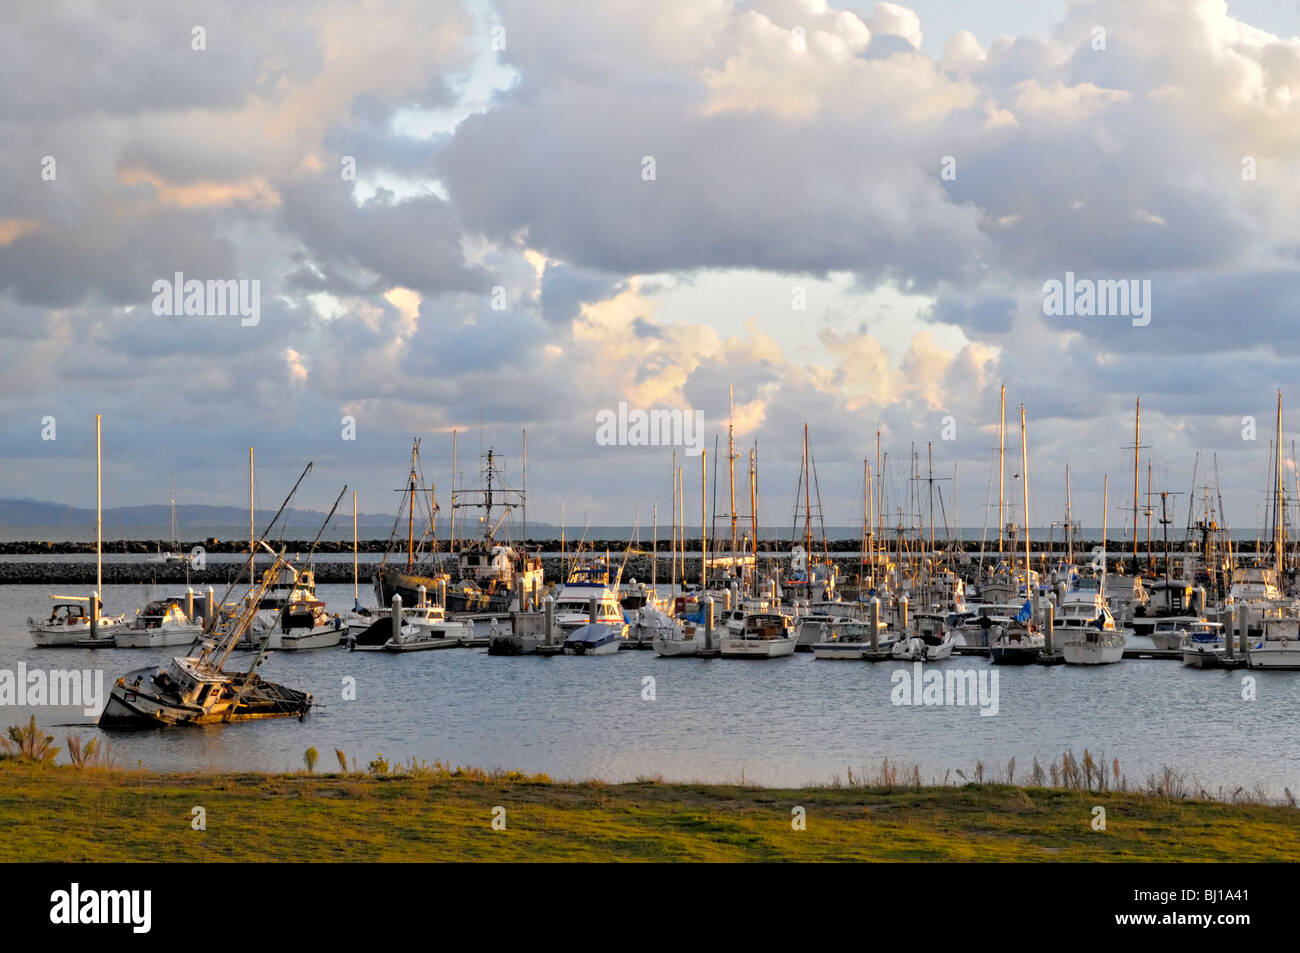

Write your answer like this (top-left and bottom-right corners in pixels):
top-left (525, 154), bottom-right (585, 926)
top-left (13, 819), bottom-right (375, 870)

top-left (1182, 647), bottom-right (1227, 668)
top-left (30, 619), bottom-right (124, 647)
top-left (720, 637), bottom-right (798, 658)
top-left (260, 625), bottom-right (345, 651)
top-left (1247, 643), bottom-right (1300, 669)
top-left (1061, 639), bottom-right (1124, 665)
top-left (653, 637), bottom-right (700, 657)
top-left (811, 641), bottom-right (870, 660)
top-left (113, 625), bottom-right (204, 648)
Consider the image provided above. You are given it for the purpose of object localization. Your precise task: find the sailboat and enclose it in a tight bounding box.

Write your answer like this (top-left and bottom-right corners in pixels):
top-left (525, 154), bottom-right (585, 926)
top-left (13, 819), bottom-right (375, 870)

top-left (147, 476), bottom-right (187, 565)
top-left (29, 415), bottom-right (126, 647)
top-left (99, 469), bottom-right (317, 728)
top-left (1062, 475), bottom-right (1125, 664)
top-left (1247, 391), bottom-right (1300, 669)
top-left (990, 404), bottom-right (1045, 664)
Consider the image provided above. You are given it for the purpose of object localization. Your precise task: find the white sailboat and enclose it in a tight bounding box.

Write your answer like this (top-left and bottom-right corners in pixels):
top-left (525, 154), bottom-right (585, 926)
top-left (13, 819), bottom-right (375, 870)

top-left (29, 414), bottom-right (126, 647)
top-left (1062, 481), bottom-right (1125, 665)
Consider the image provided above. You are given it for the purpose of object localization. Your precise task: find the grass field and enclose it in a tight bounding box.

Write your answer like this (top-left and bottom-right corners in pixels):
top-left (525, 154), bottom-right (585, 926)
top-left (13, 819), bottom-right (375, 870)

top-left (2, 761), bottom-right (1296, 862)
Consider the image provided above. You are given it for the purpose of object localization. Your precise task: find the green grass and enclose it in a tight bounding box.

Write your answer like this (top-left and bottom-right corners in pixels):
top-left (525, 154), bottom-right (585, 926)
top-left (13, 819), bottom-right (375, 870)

top-left (1, 762), bottom-right (1296, 861)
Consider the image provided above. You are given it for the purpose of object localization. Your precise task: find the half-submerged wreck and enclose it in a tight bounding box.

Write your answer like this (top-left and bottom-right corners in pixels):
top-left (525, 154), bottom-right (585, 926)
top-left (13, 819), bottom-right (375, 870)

top-left (99, 465), bottom-right (321, 729)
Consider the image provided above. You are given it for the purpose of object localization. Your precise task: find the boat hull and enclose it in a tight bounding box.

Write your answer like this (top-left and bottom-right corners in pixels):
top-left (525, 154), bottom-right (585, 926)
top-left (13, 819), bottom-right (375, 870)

top-left (113, 626), bottom-right (203, 648)
top-left (653, 637), bottom-right (700, 657)
top-left (1247, 644), bottom-right (1300, 669)
top-left (720, 637), bottom-right (798, 658)
top-left (1061, 640), bottom-right (1124, 665)
top-left (811, 641), bottom-right (870, 660)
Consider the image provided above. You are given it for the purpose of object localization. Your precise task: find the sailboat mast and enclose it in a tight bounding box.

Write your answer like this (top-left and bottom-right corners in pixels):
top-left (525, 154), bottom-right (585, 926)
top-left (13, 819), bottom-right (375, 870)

top-left (803, 424), bottom-right (813, 559)
top-left (1146, 459), bottom-right (1153, 569)
top-left (998, 385), bottom-right (1006, 557)
top-left (729, 385), bottom-right (737, 558)
top-left (1101, 474), bottom-right (1109, 597)
top-left (670, 450), bottom-right (677, 595)
top-left (700, 449), bottom-right (707, 589)
top-left (352, 490), bottom-right (358, 602)
top-left (862, 458), bottom-right (870, 589)
top-left (749, 447), bottom-right (759, 567)
top-left (1276, 390), bottom-right (1284, 575)
top-left (1020, 404), bottom-right (1030, 586)
top-left (927, 442), bottom-right (935, 562)
top-left (407, 440), bottom-right (417, 572)
top-left (95, 414), bottom-right (102, 617)
top-left (450, 429), bottom-right (457, 552)
top-left (522, 429), bottom-right (527, 540)
top-left (1065, 464), bottom-right (1073, 565)
top-left (169, 474), bottom-right (177, 550)
top-left (652, 502), bottom-right (658, 589)
top-left (248, 447), bottom-right (255, 584)
top-left (1133, 396), bottom-right (1141, 571)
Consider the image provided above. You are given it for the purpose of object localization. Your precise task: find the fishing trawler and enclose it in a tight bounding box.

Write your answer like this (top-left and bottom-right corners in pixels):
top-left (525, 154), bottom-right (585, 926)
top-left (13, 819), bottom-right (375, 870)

top-left (373, 440), bottom-right (543, 615)
top-left (99, 493), bottom-right (318, 729)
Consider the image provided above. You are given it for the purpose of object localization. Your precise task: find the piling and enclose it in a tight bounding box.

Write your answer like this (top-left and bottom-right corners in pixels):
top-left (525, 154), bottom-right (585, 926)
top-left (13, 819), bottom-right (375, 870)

top-left (544, 595), bottom-right (555, 646)
top-left (438, 578), bottom-right (446, 608)
top-left (869, 597), bottom-right (880, 653)
top-left (186, 587), bottom-right (194, 621)
top-left (704, 596), bottom-right (714, 651)
top-left (898, 594), bottom-right (909, 633)
top-left (207, 586), bottom-right (215, 625)
top-left (391, 594), bottom-right (402, 643)
top-left (89, 592), bottom-right (98, 641)
top-left (1226, 605), bottom-right (1236, 660)
top-left (588, 597), bottom-right (598, 623)
top-left (417, 584), bottom-right (426, 607)
top-left (1044, 603), bottom-right (1055, 655)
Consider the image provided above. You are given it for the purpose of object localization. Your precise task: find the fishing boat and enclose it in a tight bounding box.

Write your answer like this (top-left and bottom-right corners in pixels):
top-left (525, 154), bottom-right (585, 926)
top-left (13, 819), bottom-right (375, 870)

top-left (563, 622), bottom-right (624, 655)
top-left (892, 613), bottom-right (957, 661)
top-left (114, 596), bottom-right (205, 648)
top-left (720, 612), bottom-right (798, 658)
top-left (29, 415), bottom-right (125, 647)
top-left (99, 515), bottom-right (317, 729)
top-left (1247, 617), bottom-right (1300, 669)
top-left (1180, 621), bottom-right (1229, 668)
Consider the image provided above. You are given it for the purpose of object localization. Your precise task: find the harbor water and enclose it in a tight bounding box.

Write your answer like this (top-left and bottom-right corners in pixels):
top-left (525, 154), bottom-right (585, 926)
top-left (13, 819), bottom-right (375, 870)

top-left (1, 583), bottom-right (1296, 794)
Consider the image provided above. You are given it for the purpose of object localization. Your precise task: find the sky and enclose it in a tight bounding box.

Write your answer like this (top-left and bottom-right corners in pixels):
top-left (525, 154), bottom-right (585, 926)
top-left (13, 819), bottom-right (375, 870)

top-left (1, 0), bottom-right (1299, 540)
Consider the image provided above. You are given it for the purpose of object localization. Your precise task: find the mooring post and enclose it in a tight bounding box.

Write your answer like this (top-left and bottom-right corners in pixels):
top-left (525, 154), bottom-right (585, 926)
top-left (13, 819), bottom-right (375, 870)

top-left (1226, 604), bottom-right (1236, 660)
top-left (544, 594), bottom-right (555, 646)
top-left (1044, 603), bottom-right (1055, 656)
top-left (391, 593), bottom-right (402, 643)
top-left (417, 584), bottom-right (426, 608)
top-left (89, 592), bottom-right (98, 641)
top-left (186, 587), bottom-right (194, 622)
top-left (588, 596), bottom-right (598, 623)
top-left (869, 596), bottom-right (880, 653)
top-left (438, 577), bottom-right (447, 608)
top-left (898, 594), bottom-right (909, 634)
top-left (704, 595), bottom-right (714, 652)
top-left (207, 586), bottom-right (215, 625)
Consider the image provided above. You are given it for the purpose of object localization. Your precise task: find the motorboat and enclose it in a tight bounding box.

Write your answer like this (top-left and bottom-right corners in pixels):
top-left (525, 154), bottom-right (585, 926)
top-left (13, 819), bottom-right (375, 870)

top-left (563, 622), bottom-right (624, 655)
top-left (114, 596), bottom-right (204, 648)
top-left (720, 612), bottom-right (798, 658)
top-left (1181, 621), bottom-right (1229, 668)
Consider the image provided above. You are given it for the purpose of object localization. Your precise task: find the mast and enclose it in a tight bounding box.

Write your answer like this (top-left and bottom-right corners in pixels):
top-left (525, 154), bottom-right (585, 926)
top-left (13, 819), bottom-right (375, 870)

top-left (169, 474), bottom-right (177, 551)
top-left (1020, 404), bottom-right (1030, 588)
top-left (997, 384), bottom-right (1006, 557)
top-left (652, 502), bottom-right (658, 589)
top-left (1101, 474), bottom-right (1109, 598)
top-left (728, 385), bottom-right (737, 558)
top-left (406, 439), bottom-right (419, 572)
top-left (803, 424), bottom-right (813, 562)
top-left (927, 442), bottom-right (935, 563)
top-left (95, 414), bottom-right (102, 619)
top-left (1145, 459), bottom-right (1153, 570)
top-left (749, 446), bottom-right (759, 568)
top-left (1276, 389), bottom-right (1285, 575)
top-left (521, 429), bottom-right (527, 540)
top-left (700, 449), bottom-right (707, 589)
top-left (678, 465), bottom-right (684, 593)
top-left (450, 430), bottom-right (457, 552)
top-left (248, 447), bottom-right (255, 584)
top-left (670, 450), bottom-right (677, 595)
top-left (352, 490), bottom-right (358, 603)
top-left (862, 458), bottom-right (870, 589)
top-left (1065, 464), bottom-right (1074, 565)
top-left (1133, 396), bottom-right (1141, 572)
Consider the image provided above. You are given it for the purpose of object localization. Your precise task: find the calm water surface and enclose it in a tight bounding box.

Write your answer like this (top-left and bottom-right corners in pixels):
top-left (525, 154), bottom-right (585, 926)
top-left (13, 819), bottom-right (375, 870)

top-left (1, 583), bottom-right (1296, 792)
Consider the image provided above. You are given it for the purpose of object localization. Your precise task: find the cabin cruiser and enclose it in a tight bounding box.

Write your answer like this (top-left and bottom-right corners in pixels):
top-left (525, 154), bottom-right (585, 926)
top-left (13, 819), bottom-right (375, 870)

top-left (892, 612), bottom-right (957, 661)
top-left (563, 622), bottom-right (624, 655)
top-left (957, 603), bottom-right (1027, 648)
top-left (1180, 621), bottom-right (1229, 668)
top-left (720, 612), bottom-right (798, 658)
top-left (1248, 617), bottom-right (1300, 669)
top-left (1131, 577), bottom-right (1200, 636)
top-left (795, 600), bottom-right (864, 649)
top-left (1058, 590), bottom-right (1125, 665)
top-left (114, 596), bottom-right (204, 648)
top-left (29, 600), bottom-right (125, 647)
top-left (1148, 616), bottom-right (1207, 651)
top-left (552, 563), bottom-right (629, 639)
top-left (246, 594), bottom-right (345, 651)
